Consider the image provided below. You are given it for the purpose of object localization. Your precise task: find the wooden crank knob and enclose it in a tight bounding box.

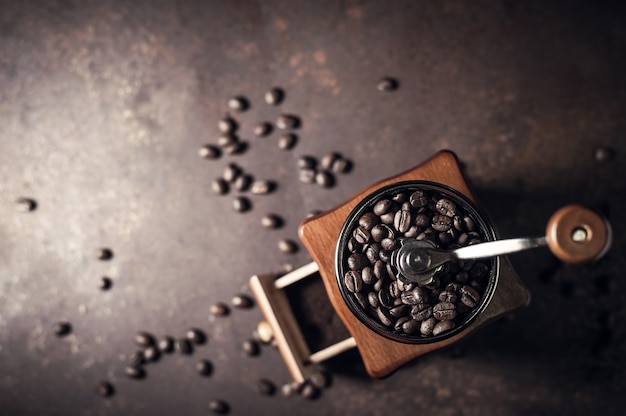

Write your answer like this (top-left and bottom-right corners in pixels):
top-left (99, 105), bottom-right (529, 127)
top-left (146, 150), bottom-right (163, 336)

top-left (545, 205), bottom-right (611, 264)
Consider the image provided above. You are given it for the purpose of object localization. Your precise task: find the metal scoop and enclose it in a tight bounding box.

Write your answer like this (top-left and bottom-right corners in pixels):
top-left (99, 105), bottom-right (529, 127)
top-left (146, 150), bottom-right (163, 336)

top-left (391, 205), bottom-right (612, 286)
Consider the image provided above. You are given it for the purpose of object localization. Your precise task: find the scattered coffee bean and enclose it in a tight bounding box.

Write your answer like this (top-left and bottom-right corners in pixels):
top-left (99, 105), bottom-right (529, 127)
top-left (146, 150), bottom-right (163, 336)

top-left (278, 239), bottom-right (298, 254)
top-left (315, 170), bottom-right (334, 188)
top-left (223, 141), bottom-right (247, 155)
top-left (209, 399), bottom-right (230, 414)
top-left (228, 96), bottom-right (249, 112)
top-left (232, 196), bottom-right (251, 213)
top-left (231, 294), bottom-right (254, 309)
top-left (300, 382), bottom-right (319, 400)
top-left (98, 276), bottom-right (113, 290)
top-left (254, 122), bottom-right (272, 137)
top-left (256, 321), bottom-right (274, 343)
top-left (176, 338), bottom-right (194, 355)
top-left (276, 114), bottom-right (300, 130)
top-left (125, 365), bottom-right (146, 379)
top-left (250, 180), bottom-right (274, 195)
top-left (157, 336), bottom-right (175, 353)
top-left (233, 174), bottom-right (252, 192)
top-left (309, 371), bottom-right (331, 389)
top-left (135, 332), bottom-right (156, 347)
top-left (222, 164), bottom-right (241, 183)
top-left (199, 145), bottom-right (221, 159)
top-left (144, 346), bottom-right (160, 363)
top-left (297, 155), bottom-right (317, 170)
top-left (281, 382), bottom-right (298, 398)
top-left (217, 133), bottom-right (238, 148)
top-left (211, 178), bottom-right (229, 195)
top-left (595, 146), bottom-right (614, 162)
top-left (94, 381), bottom-right (114, 397)
top-left (128, 350), bottom-right (146, 367)
top-left (218, 117), bottom-right (238, 133)
top-left (278, 133), bottom-right (297, 150)
top-left (255, 379), bottom-right (275, 396)
top-left (15, 197), bottom-right (37, 212)
top-left (377, 77), bottom-right (399, 92)
top-left (210, 302), bottom-right (230, 317)
top-left (320, 152), bottom-right (340, 170)
top-left (242, 339), bottom-right (260, 356)
top-left (196, 359), bottom-right (213, 376)
top-left (186, 328), bottom-right (207, 345)
top-left (307, 209), bottom-right (323, 218)
top-left (265, 87), bottom-right (284, 106)
top-left (53, 321), bottom-right (71, 336)
top-left (261, 213), bottom-right (283, 229)
top-left (95, 248), bottom-right (113, 261)
top-left (332, 157), bottom-right (351, 174)
top-left (299, 168), bottom-right (316, 184)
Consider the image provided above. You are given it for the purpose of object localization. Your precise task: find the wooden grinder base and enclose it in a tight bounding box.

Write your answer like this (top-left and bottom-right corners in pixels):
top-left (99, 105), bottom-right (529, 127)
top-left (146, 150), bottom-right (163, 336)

top-left (298, 150), bottom-right (530, 378)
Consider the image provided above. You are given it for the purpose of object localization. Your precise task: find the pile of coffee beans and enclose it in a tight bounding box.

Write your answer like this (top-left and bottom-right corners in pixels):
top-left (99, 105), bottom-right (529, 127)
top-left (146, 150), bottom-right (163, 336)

top-left (340, 186), bottom-right (492, 338)
top-left (297, 152), bottom-right (352, 189)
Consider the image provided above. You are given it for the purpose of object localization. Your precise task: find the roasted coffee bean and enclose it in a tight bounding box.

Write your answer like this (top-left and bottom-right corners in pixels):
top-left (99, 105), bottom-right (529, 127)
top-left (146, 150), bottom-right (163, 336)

top-left (402, 319), bottom-right (420, 334)
top-left (254, 122), bottom-right (272, 137)
top-left (354, 292), bottom-right (368, 309)
top-left (232, 196), bottom-right (251, 213)
top-left (394, 316), bottom-right (411, 332)
top-left (420, 317), bottom-right (436, 335)
top-left (389, 304), bottom-right (409, 318)
top-left (199, 145), bottom-right (221, 159)
top-left (389, 281), bottom-right (401, 298)
top-left (261, 213), bottom-right (283, 229)
top-left (438, 290), bottom-right (457, 303)
top-left (320, 152), bottom-right (340, 170)
top-left (158, 336), bottom-right (175, 353)
top-left (401, 287), bottom-right (428, 305)
top-left (176, 338), bottom-right (193, 355)
top-left (432, 214), bottom-right (452, 232)
top-left (373, 199), bottom-right (392, 216)
top-left (401, 201), bottom-right (411, 211)
top-left (209, 399), bottom-right (229, 414)
top-left (299, 168), bottom-right (316, 183)
top-left (409, 190), bottom-right (428, 208)
top-left (233, 174), bottom-right (252, 192)
top-left (223, 140), bottom-right (247, 155)
top-left (231, 294), bottom-right (254, 309)
top-left (95, 248), bottom-right (113, 261)
top-left (276, 114), bottom-right (300, 130)
top-left (359, 212), bottom-right (379, 230)
top-left (197, 359), bottom-right (213, 376)
top-left (309, 371), bottom-right (331, 389)
top-left (315, 170), bottom-right (334, 188)
top-left (125, 366), bottom-right (145, 379)
top-left (228, 96), bottom-right (249, 112)
top-left (128, 350), bottom-right (145, 367)
top-left (361, 267), bottom-right (374, 285)
top-left (217, 133), bottom-right (238, 148)
top-left (211, 178), bottom-right (229, 195)
top-left (368, 291), bottom-right (380, 308)
top-left (414, 212), bottom-right (430, 227)
top-left (15, 197), bottom-right (37, 212)
top-left (433, 302), bottom-right (457, 321)
top-left (394, 210), bottom-right (412, 233)
top-left (347, 237), bottom-right (360, 253)
top-left (300, 382), bottom-right (319, 400)
top-left (463, 216), bottom-right (476, 231)
top-left (278, 133), bottom-right (297, 150)
top-left (379, 249), bottom-right (391, 263)
top-left (438, 232), bottom-right (453, 246)
top-left (595, 146), bottom-right (615, 162)
top-left (344, 271), bottom-right (362, 293)
top-left (347, 253), bottom-right (368, 270)
top-left (218, 117), bottom-right (237, 133)
top-left (281, 382), bottom-right (298, 397)
top-left (380, 211), bottom-right (395, 225)
top-left (223, 164), bottom-right (241, 182)
top-left (210, 303), bottom-right (229, 317)
top-left (265, 87), bottom-right (284, 106)
top-left (404, 225), bottom-right (419, 238)
top-left (243, 339), bottom-right (260, 356)
top-left (98, 276), bottom-right (113, 290)
top-left (373, 260), bottom-right (387, 279)
top-left (411, 305), bottom-right (433, 321)
top-left (332, 157), bottom-right (351, 174)
top-left (353, 226), bottom-right (370, 244)
top-left (391, 192), bottom-right (407, 203)
top-left (135, 332), bottom-right (155, 347)
top-left (470, 262), bottom-right (489, 279)
top-left (458, 233), bottom-right (470, 246)
top-left (376, 307), bottom-right (394, 327)
top-left (460, 285), bottom-right (480, 307)
top-left (365, 243), bottom-right (381, 263)
top-left (370, 225), bottom-right (386, 242)
top-left (436, 198), bottom-right (457, 217)
top-left (446, 282), bottom-right (460, 292)
top-left (144, 346), bottom-right (160, 363)
top-left (373, 278), bottom-right (385, 292)
top-left (298, 155), bottom-right (317, 170)
top-left (94, 381), bottom-right (114, 397)
top-left (433, 320), bottom-right (455, 336)
top-left (378, 287), bottom-right (394, 308)
top-left (186, 328), bottom-right (207, 345)
top-left (453, 216), bottom-right (464, 232)
top-left (255, 379), bottom-right (276, 396)
top-left (377, 77), bottom-right (398, 92)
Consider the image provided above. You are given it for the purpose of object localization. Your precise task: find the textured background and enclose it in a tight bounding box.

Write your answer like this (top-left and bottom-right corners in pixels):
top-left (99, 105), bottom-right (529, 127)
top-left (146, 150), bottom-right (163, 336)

top-left (1, 1), bottom-right (625, 415)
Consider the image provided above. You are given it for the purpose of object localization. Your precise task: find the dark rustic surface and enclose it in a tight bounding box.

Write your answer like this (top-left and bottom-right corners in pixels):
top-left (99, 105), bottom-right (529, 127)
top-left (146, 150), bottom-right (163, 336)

top-left (1, 1), bottom-right (625, 415)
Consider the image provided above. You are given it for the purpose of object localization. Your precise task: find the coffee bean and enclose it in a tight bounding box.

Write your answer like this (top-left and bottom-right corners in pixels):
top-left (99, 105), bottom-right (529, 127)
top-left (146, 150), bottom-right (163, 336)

top-left (433, 302), bottom-right (457, 321)
top-left (393, 210), bottom-right (412, 233)
top-left (394, 316), bottom-right (411, 332)
top-left (409, 190), bottom-right (428, 208)
top-left (373, 260), bottom-right (387, 279)
top-left (438, 290), bottom-right (458, 303)
top-left (276, 114), bottom-right (300, 130)
top-left (223, 140), bottom-right (247, 155)
top-left (315, 170), bottom-right (334, 188)
top-left (347, 237), bottom-right (360, 253)
top-left (198, 145), bottom-right (221, 160)
top-left (217, 133), bottom-right (238, 148)
top-left (228, 96), bottom-right (249, 112)
top-left (281, 382), bottom-right (298, 398)
top-left (158, 336), bottom-right (175, 353)
top-left (297, 155), bottom-right (317, 170)
top-left (231, 294), bottom-right (254, 309)
top-left (332, 157), bottom-right (351, 174)
top-left (255, 379), bottom-right (275, 396)
top-left (402, 319), bottom-right (420, 334)
top-left (347, 253), bottom-right (367, 270)
top-left (128, 350), bottom-right (145, 366)
top-left (95, 248), bottom-right (113, 261)
top-left (254, 122), bottom-right (272, 137)
top-left (376, 307), bottom-right (394, 326)
top-left (380, 211), bottom-right (395, 225)
top-left (299, 168), bottom-right (316, 184)
top-left (389, 281), bottom-right (401, 298)
top-left (379, 249), bottom-right (391, 263)
top-left (209, 399), bottom-right (230, 414)
top-left (436, 198), bottom-right (457, 217)
top-left (368, 291), bottom-right (380, 308)
top-left (458, 233), bottom-right (470, 246)
top-left (320, 152), bottom-right (340, 170)
top-left (144, 346), bottom-right (160, 363)
top-left (359, 212), bottom-right (379, 230)
top-left (401, 287), bottom-right (428, 305)
top-left (15, 197), bottom-right (37, 212)
top-left (373, 199), bottom-right (392, 216)
top-left (404, 225), bottom-right (419, 238)
top-left (438, 232), bottom-right (453, 246)
top-left (278, 133), bottom-right (297, 150)
top-left (197, 359), bottom-right (213, 376)
top-left (432, 214), bottom-right (452, 232)
top-left (186, 328), bottom-right (206, 345)
top-left (470, 262), bottom-right (489, 279)
top-left (210, 302), bottom-right (230, 317)
top-left (420, 317), bottom-right (436, 335)
top-left (232, 196), bottom-right (251, 213)
top-left (265, 87), bottom-right (284, 106)
top-left (135, 332), bottom-right (155, 347)
top-left (463, 216), bottom-right (476, 231)
top-left (309, 371), bottom-right (331, 389)
top-left (243, 340), bottom-right (260, 356)
top-left (378, 288), bottom-right (394, 308)
top-left (411, 305), bottom-right (432, 321)
top-left (595, 146), bottom-right (615, 162)
top-left (414, 212), bottom-right (430, 227)
top-left (233, 174), bottom-right (252, 192)
top-left (354, 292), bottom-right (368, 309)
top-left (250, 180), bottom-right (274, 195)
top-left (125, 366), bottom-right (145, 379)
top-left (211, 178), bottom-right (229, 195)
top-left (176, 338), bottom-right (193, 355)
top-left (344, 270), bottom-right (362, 293)
top-left (365, 243), bottom-right (381, 264)
top-left (218, 117), bottom-right (238, 133)
top-left (389, 304), bottom-right (409, 318)
top-left (460, 285), bottom-right (481, 307)
top-left (370, 225), bottom-right (386, 242)
top-left (261, 214), bottom-right (283, 229)
top-left (432, 320), bottom-right (455, 336)
top-left (98, 276), bottom-right (113, 290)
top-left (222, 164), bottom-right (241, 183)
top-left (94, 381), bottom-right (114, 397)
top-left (300, 382), bottom-right (319, 400)
top-left (256, 321), bottom-right (274, 343)
top-left (361, 266), bottom-right (374, 285)
top-left (278, 239), bottom-right (298, 254)
top-left (377, 77), bottom-right (398, 92)
top-left (353, 226), bottom-right (370, 244)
